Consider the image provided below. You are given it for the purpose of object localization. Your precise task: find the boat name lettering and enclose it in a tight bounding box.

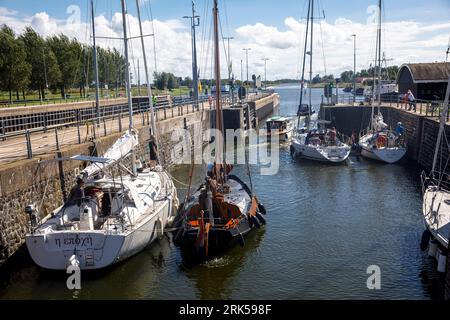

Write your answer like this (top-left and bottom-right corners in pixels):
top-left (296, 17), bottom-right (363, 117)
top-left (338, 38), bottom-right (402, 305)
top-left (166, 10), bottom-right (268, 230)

top-left (54, 236), bottom-right (93, 247)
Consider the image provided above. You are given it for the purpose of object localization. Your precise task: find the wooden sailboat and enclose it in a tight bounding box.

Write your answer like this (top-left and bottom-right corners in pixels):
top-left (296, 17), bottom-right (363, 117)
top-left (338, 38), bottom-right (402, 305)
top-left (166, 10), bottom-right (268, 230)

top-left (174, 0), bottom-right (266, 259)
top-left (290, 0), bottom-right (350, 163)
top-left (359, 0), bottom-right (407, 164)
top-left (25, 0), bottom-right (178, 270)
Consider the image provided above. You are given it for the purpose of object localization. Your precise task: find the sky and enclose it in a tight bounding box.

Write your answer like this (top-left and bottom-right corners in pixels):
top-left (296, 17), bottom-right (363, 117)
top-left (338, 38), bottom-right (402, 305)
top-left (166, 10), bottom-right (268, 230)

top-left (0, 0), bottom-right (449, 82)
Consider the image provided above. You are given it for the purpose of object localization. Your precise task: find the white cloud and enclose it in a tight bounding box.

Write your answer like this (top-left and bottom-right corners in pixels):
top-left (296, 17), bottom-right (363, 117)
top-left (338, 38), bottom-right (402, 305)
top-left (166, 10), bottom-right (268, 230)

top-left (0, 6), bottom-right (449, 82)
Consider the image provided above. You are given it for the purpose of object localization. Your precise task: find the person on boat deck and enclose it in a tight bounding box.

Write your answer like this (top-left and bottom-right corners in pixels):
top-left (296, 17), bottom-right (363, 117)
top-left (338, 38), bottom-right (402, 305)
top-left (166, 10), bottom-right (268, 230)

top-left (328, 127), bottom-right (337, 145)
top-left (395, 122), bottom-right (404, 136)
top-left (407, 90), bottom-right (416, 111)
top-left (68, 177), bottom-right (85, 206)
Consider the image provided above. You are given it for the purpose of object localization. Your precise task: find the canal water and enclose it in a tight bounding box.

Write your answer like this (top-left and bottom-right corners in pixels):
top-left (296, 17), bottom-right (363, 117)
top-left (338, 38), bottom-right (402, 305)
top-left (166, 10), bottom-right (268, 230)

top-left (0, 85), bottom-right (444, 299)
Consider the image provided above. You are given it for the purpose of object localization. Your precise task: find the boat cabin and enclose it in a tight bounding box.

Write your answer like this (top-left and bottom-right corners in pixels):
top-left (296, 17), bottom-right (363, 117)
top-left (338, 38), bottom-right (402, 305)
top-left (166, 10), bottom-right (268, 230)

top-left (266, 116), bottom-right (291, 134)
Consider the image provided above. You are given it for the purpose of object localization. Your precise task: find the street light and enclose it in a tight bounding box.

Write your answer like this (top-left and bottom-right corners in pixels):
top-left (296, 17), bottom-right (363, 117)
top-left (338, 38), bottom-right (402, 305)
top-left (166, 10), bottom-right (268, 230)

top-left (242, 48), bottom-right (251, 85)
top-left (351, 34), bottom-right (356, 104)
top-left (223, 36), bottom-right (234, 79)
top-left (183, 1), bottom-right (200, 106)
top-left (262, 58), bottom-right (269, 89)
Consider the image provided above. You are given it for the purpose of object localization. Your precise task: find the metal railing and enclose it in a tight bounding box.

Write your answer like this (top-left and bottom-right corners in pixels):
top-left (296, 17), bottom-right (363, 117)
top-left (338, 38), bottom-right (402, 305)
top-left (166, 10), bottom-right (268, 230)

top-left (0, 91), bottom-right (275, 163)
top-left (321, 94), bottom-right (450, 122)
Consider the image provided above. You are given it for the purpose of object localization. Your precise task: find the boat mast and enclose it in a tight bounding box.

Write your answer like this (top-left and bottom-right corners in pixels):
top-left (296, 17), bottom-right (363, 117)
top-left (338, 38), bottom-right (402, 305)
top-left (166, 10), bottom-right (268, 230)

top-left (307, 0), bottom-right (314, 131)
top-left (121, 0), bottom-right (137, 175)
top-left (431, 74), bottom-right (450, 174)
top-left (136, 0), bottom-right (160, 163)
top-left (213, 0), bottom-right (224, 180)
top-left (296, 0), bottom-right (311, 128)
top-left (186, 1), bottom-right (200, 109)
top-left (91, 0), bottom-right (100, 123)
top-left (376, 0), bottom-right (382, 112)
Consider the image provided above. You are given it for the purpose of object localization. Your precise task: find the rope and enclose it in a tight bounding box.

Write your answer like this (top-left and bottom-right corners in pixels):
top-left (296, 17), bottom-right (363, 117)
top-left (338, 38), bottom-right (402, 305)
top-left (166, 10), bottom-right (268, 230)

top-left (166, 171), bottom-right (200, 188)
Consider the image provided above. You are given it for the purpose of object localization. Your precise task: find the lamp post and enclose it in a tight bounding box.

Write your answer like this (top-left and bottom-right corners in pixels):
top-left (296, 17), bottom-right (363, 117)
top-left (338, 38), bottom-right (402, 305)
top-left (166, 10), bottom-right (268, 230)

top-left (223, 36), bottom-right (234, 79)
top-left (351, 34), bottom-right (356, 104)
top-left (262, 58), bottom-right (269, 89)
top-left (183, 1), bottom-right (200, 107)
top-left (242, 48), bottom-right (251, 85)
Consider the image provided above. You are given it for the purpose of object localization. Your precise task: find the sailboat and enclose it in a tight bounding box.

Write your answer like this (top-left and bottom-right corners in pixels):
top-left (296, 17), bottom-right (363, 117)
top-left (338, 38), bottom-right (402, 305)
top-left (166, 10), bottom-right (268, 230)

top-left (174, 0), bottom-right (266, 259)
top-left (359, 0), bottom-right (406, 164)
top-left (420, 71), bottom-right (450, 272)
top-left (290, 0), bottom-right (350, 163)
top-left (25, 0), bottom-right (178, 270)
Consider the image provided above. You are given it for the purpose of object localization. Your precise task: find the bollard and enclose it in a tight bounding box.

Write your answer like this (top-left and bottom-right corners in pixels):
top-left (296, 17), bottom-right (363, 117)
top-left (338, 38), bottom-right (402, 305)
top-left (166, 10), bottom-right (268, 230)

top-left (55, 128), bottom-right (60, 151)
top-left (25, 130), bottom-right (32, 159)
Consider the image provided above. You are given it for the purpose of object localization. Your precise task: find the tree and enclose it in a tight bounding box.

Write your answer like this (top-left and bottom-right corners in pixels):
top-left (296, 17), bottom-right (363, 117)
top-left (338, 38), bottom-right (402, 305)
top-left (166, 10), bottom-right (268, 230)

top-left (340, 70), bottom-right (354, 83)
top-left (183, 76), bottom-right (193, 88)
top-left (0, 25), bottom-right (31, 101)
top-left (20, 27), bottom-right (61, 100)
top-left (167, 73), bottom-right (179, 90)
top-left (47, 34), bottom-right (82, 98)
top-left (153, 72), bottom-right (168, 90)
top-left (312, 74), bottom-right (322, 84)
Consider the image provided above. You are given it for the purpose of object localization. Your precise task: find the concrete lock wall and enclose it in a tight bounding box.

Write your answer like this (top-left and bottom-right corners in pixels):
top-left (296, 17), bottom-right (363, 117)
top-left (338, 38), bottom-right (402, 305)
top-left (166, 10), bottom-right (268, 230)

top-left (0, 109), bottom-right (210, 266)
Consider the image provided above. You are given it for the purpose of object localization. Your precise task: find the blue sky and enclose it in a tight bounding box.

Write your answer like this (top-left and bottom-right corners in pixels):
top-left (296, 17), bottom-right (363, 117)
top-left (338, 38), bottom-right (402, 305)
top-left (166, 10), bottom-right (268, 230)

top-left (1, 0), bottom-right (449, 29)
top-left (0, 0), bottom-right (449, 79)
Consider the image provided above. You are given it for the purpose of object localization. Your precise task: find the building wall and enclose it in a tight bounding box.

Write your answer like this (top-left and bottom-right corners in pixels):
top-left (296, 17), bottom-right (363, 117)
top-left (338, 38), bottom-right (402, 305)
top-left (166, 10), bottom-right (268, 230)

top-left (397, 67), bottom-right (417, 97)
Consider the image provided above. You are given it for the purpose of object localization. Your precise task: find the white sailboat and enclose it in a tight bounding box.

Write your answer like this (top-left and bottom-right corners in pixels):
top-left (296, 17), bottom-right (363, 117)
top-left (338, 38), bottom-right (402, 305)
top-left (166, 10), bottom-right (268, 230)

top-left (290, 0), bottom-right (350, 163)
top-left (25, 0), bottom-right (178, 270)
top-left (359, 0), bottom-right (406, 164)
top-left (421, 72), bottom-right (450, 266)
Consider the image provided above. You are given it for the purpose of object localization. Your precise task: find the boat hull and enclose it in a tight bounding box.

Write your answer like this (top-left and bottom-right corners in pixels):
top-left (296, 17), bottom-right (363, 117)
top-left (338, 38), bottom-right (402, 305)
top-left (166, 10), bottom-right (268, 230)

top-left (291, 138), bottom-right (350, 163)
top-left (26, 194), bottom-right (174, 270)
top-left (422, 186), bottom-right (450, 248)
top-left (360, 144), bottom-right (406, 164)
top-left (179, 216), bottom-right (254, 258)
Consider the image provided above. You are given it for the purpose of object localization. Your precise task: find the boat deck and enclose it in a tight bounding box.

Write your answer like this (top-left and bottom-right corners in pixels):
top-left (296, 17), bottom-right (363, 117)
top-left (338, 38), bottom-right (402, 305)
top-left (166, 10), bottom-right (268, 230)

top-left (424, 188), bottom-right (450, 247)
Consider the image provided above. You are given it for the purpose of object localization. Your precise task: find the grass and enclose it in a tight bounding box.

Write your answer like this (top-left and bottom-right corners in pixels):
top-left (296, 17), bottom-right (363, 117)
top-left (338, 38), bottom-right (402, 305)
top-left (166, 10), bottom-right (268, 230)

top-left (0, 86), bottom-right (192, 108)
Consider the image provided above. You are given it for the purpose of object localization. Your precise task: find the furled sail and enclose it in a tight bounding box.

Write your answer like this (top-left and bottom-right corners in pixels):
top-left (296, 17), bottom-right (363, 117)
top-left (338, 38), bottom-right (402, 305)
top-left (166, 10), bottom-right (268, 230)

top-left (81, 129), bottom-right (139, 177)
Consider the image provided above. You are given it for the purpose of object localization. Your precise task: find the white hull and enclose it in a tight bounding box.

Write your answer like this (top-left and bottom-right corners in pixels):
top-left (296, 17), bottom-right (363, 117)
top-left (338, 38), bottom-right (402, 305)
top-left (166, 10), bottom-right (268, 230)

top-left (360, 145), bottom-right (406, 164)
top-left (26, 171), bottom-right (178, 270)
top-left (423, 186), bottom-right (450, 248)
top-left (291, 135), bottom-right (350, 163)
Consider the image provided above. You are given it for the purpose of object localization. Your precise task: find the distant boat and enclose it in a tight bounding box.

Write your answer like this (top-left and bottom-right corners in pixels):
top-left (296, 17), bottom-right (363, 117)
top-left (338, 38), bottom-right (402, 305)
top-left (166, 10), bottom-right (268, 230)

top-left (359, 0), bottom-right (406, 164)
top-left (343, 86), bottom-right (352, 93)
top-left (290, 0), bottom-right (350, 164)
top-left (266, 116), bottom-right (295, 142)
top-left (359, 115), bottom-right (407, 163)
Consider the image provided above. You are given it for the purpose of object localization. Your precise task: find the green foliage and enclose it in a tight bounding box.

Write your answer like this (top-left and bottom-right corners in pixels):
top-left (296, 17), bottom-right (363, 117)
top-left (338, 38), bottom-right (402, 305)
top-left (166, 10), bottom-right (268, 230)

top-left (0, 25), bottom-right (31, 100)
top-left (153, 72), bottom-right (180, 90)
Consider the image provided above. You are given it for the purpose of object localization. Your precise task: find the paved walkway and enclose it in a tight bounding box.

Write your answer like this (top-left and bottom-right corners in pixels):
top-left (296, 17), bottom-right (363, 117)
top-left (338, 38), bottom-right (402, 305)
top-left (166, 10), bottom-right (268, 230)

top-left (0, 101), bottom-right (213, 165)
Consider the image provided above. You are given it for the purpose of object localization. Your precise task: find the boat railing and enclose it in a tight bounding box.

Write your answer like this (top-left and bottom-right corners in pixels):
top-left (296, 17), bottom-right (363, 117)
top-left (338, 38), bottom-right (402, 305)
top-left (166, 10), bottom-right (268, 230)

top-left (422, 171), bottom-right (450, 192)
